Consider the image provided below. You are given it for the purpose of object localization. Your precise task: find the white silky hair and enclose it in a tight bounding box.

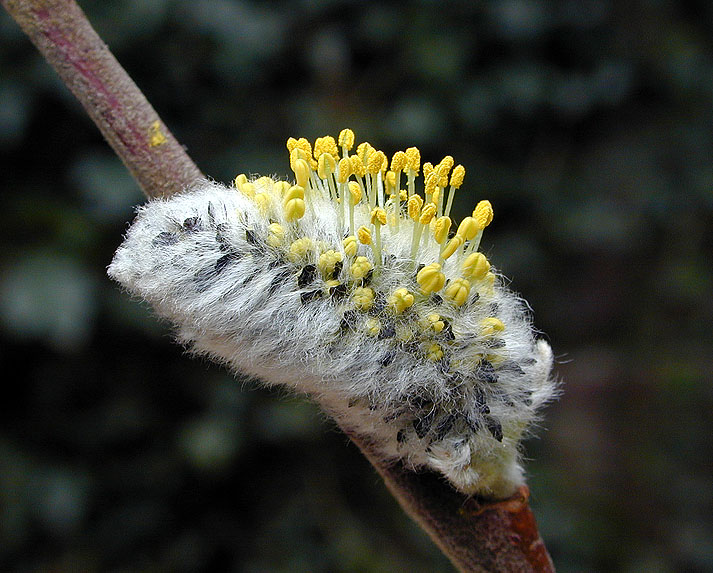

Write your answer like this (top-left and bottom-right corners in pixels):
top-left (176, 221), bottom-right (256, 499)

top-left (109, 178), bottom-right (556, 498)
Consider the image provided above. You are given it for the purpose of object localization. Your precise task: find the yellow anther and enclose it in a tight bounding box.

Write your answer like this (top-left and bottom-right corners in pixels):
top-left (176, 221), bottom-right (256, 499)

top-left (431, 188), bottom-right (441, 207)
top-left (289, 147), bottom-right (308, 170)
top-left (433, 216), bottom-right (452, 244)
top-left (388, 288), bottom-right (415, 314)
top-left (357, 226), bottom-right (372, 245)
top-left (441, 235), bottom-right (465, 259)
top-left (356, 141), bottom-right (374, 163)
top-left (480, 317), bottom-right (505, 336)
top-left (350, 256), bottom-right (372, 280)
top-left (425, 172), bottom-right (438, 196)
top-left (293, 158), bottom-right (311, 189)
top-left (473, 200), bottom-right (494, 229)
top-left (418, 203), bottom-right (437, 225)
top-left (399, 189), bottom-right (408, 201)
top-left (396, 323), bottom-right (415, 342)
top-left (417, 262), bottom-right (446, 294)
top-left (234, 173), bottom-right (248, 191)
top-left (483, 272), bottom-right (496, 294)
top-left (338, 128), bottom-right (355, 151)
top-left (349, 154), bottom-right (366, 178)
top-left (426, 343), bottom-right (444, 362)
top-left (437, 155), bottom-right (454, 177)
top-left (273, 181), bottom-right (291, 196)
top-left (267, 223), bottom-right (284, 247)
top-left (240, 182), bottom-right (255, 198)
top-left (286, 137), bottom-right (298, 153)
top-left (385, 171), bottom-right (397, 195)
top-left (337, 157), bottom-right (351, 183)
top-left (352, 286), bottom-right (375, 311)
top-left (288, 237), bottom-right (313, 261)
top-left (295, 137), bottom-right (312, 158)
top-left (254, 192), bottom-right (271, 213)
top-left (318, 249), bottom-right (343, 277)
top-left (317, 152), bottom-right (336, 179)
top-left (343, 235), bottom-right (357, 257)
top-left (365, 317), bottom-right (380, 336)
top-left (456, 216), bottom-right (479, 240)
top-left (407, 195), bottom-right (424, 221)
top-left (391, 151), bottom-right (407, 172)
top-left (426, 313), bottom-right (445, 333)
top-left (254, 176), bottom-right (274, 192)
top-left (462, 252), bottom-right (490, 280)
top-left (445, 277), bottom-right (471, 306)
top-left (423, 162), bottom-right (434, 181)
top-left (283, 185), bottom-right (304, 203)
top-left (405, 147), bottom-right (421, 173)
top-left (347, 181), bottom-right (362, 205)
top-left (314, 135), bottom-right (339, 161)
top-left (367, 150), bottom-right (387, 175)
top-left (370, 207), bottom-right (387, 226)
top-left (284, 197), bottom-right (305, 221)
top-left (450, 164), bottom-right (465, 188)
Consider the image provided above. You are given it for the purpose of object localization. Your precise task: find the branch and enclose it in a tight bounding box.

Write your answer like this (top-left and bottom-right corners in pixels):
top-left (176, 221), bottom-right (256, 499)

top-left (3, 1), bottom-right (555, 571)
top-left (1, 0), bottom-right (203, 197)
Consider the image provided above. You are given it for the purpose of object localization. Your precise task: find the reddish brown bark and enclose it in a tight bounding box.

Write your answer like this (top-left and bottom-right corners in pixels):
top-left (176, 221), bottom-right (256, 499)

top-left (3, 1), bottom-right (556, 571)
top-left (349, 431), bottom-right (555, 572)
top-left (1, 0), bottom-right (203, 198)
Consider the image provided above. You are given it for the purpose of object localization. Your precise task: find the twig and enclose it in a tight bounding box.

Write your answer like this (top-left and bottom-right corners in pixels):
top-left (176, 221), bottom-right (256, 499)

top-left (1, 0), bottom-right (203, 197)
top-left (2, 1), bottom-right (555, 570)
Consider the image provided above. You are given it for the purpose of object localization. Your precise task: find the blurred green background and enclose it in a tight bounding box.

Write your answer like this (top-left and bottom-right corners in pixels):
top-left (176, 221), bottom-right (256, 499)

top-left (1, 1), bottom-right (712, 571)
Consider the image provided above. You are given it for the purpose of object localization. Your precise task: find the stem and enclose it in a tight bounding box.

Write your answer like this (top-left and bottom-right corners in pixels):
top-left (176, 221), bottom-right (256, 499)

top-left (1, 0), bottom-right (203, 198)
top-left (3, 1), bottom-right (555, 571)
top-left (347, 430), bottom-right (554, 573)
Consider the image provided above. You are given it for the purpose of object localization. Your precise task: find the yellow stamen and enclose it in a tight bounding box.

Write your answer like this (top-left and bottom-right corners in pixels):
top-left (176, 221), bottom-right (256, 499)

top-left (350, 256), bottom-right (372, 280)
top-left (288, 237), bottom-right (313, 262)
top-left (407, 195), bottom-right (424, 221)
top-left (450, 164), bottom-right (465, 188)
top-left (419, 203), bottom-right (437, 225)
top-left (254, 192), bottom-right (271, 214)
top-left (350, 154), bottom-right (366, 178)
top-left (357, 225), bottom-right (372, 245)
top-left (462, 252), bottom-right (490, 281)
top-left (473, 200), bottom-right (494, 229)
top-left (480, 317), bottom-right (505, 336)
top-left (388, 288), bottom-right (414, 313)
top-left (433, 216), bottom-right (451, 245)
top-left (343, 235), bottom-right (357, 257)
top-left (267, 223), bottom-right (284, 247)
top-left (441, 235), bottom-right (464, 260)
top-left (417, 263), bottom-right (446, 294)
top-left (365, 317), bottom-right (381, 336)
top-left (337, 157), bottom-right (351, 183)
top-left (318, 249), bottom-right (343, 278)
top-left (283, 185), bottom-right (305, 222)
top-left (338, 128), bottom-right (355, 153)
top-left (352, 286), bottom-right (375, 310)
top-left (445, 277), bottom-right (471, 306)
top-left (317, 152), bottom-right (336, 180)
top-left (426, 313), bottom-right (445, 333)
top-left (426, 343), bottom-right (444, 361)
top-left (293, 158), bottom-right (311, 189)
top-left (405, 147), bottom-right (421, 173)
top-left (234, 173), bottom-right (248, 192)
top-left (456, 217), bottom-right (479, 241)
top-left (370, 207), bottom-right (387, 226)
top-left (391, 151), bottom-right (407, 173)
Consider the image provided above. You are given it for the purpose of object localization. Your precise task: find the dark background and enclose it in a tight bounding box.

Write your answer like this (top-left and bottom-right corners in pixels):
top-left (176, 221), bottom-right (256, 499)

top-left (1, 1), bottom-right (712, 571)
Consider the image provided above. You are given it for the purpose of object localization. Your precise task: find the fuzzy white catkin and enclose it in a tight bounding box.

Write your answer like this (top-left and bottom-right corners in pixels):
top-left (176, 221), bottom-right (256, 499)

top-left (109, 176), bottom-right (555, 498)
